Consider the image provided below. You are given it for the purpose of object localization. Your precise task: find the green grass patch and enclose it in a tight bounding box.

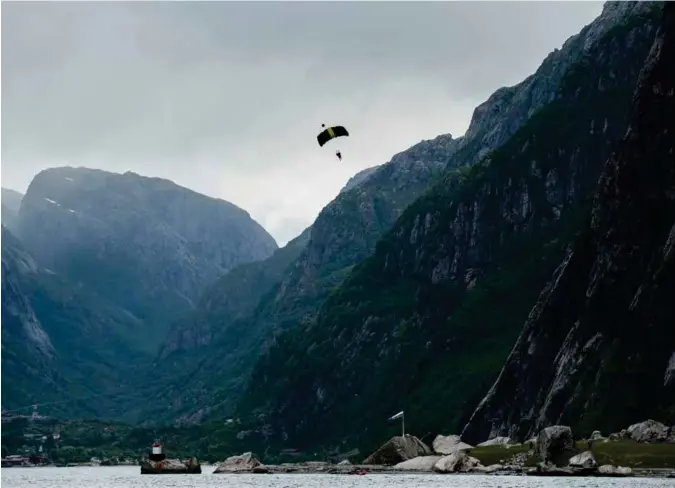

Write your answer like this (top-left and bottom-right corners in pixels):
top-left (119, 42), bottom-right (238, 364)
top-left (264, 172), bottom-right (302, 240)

top-left (468, 440), bottom-right (675, 470)
top-left (467, 444), bottom-right (532, 466)
top-left (588, 439), bottom-right (675, 469)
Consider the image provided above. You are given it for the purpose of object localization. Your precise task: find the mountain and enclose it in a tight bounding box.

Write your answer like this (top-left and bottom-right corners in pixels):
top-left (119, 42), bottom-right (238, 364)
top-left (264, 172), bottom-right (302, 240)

top-left (15, 167), bottom-right (278, 350)
top-left (160, 227), bottom-right (313, 360)
top-left (159, 165), bottom-right (382, 363)
top-left (152, 1), bottom-right (659, 427)
top-left (152, 135), bottom-right (461, 423)
top-left (461, 1), bottom-right (675, 444)
top-left (1, 188), bottom-right (24, 232)
top-left (232, 2), bottom-right (663, 455)
top-left (1, 226), bottom-right (151, 419)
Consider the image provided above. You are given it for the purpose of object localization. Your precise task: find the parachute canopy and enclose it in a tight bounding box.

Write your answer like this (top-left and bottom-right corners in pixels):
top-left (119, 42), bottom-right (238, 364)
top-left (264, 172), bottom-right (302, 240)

top-left (317, 125), bottom-right (349, 147)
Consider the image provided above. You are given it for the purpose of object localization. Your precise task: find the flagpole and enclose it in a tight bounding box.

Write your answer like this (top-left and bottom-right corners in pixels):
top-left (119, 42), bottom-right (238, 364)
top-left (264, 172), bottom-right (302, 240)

top-left (388, 411), bottom-right (405, 438)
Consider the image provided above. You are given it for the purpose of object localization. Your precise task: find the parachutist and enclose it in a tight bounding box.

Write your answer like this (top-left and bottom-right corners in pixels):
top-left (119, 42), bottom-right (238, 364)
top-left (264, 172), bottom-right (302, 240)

top-left (317, 124), bottom-right (349, 162)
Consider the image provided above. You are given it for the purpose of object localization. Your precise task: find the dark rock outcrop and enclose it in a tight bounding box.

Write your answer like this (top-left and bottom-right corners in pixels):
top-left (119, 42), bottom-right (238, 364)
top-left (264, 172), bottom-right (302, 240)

top-left (362, 435), bottom-right (432, 465)
top-left (140, 457), bottom-right (201, 474)
top-left (462, 1), bottom-right (675, 444)
top-left (536, 426), bottom-right (574, 463)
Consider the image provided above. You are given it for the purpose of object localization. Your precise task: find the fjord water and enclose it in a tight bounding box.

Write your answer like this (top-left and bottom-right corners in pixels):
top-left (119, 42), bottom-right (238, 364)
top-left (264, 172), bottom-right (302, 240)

top-left (3, 467), bottom-right (675, 488)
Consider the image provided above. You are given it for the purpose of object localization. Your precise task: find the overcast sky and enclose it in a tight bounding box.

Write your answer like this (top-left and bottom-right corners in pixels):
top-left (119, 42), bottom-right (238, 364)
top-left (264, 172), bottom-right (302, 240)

top-left (2, 1), bottom-right (603, 245)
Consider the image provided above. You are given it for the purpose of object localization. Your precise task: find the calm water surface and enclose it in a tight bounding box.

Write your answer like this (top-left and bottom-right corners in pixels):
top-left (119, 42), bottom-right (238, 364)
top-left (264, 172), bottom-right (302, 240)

top-left (2, 466), bottom-right (675, 488)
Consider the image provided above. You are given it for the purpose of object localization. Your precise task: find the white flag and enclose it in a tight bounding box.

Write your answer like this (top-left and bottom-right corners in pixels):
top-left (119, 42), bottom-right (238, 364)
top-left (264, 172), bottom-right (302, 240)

top-left (388, 411), bottom-right (404, 421)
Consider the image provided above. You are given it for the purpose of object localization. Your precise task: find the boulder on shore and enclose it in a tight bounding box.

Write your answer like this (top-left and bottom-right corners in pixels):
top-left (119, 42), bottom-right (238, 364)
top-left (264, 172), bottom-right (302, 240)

top-left (535, 426), bottom-right (574, 463)
top-left (568, 451), bottom-right (596, 469)
top-left (140, 457), bottom-right (201, 474)
top-left (433, 451), bottom-right (481, 473)
top-left (432, 434), bottom-right (473, 454)
top-left (363, 435), bottom-right (432, 465)
top-left (477, 436), bottom-right (513, 447)
top-left (627, 420), bottom-right (669, 443)
top-left (598, 464), bottom-right (633, 476)
top-left (393, 456), bottom-right (442, 471)
top-left (213, 452), bottom-right (263, 473)
top-left (590, 430), bottom-right (604, 441)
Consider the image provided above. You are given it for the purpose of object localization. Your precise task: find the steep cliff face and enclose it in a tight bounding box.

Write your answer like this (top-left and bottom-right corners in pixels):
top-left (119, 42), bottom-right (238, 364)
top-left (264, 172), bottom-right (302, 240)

top-left (462, 2), bottom-right (675, 444)
top-left (160, 227), bottom-right (312, 358)
top-left (1, 188), bottom-right (24, 232)
top-left (1, 226), bottom-right (151, 419)
top-left (462, 1), bottom-right (656, 161)
top-left (235, 6), bottom-right (661, 454)
top-left (16, 167), bottom-right (277, 348)
top-left (2, 227), bottom-right (56, 361)
top-left (156, 1), bottom-right (658, 425)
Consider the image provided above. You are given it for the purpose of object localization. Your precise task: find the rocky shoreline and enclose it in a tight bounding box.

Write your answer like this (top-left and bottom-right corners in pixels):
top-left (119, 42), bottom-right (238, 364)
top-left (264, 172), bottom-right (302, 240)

top-left (207, 459), bottom-right (675, 478)
top-left (210, 419), bottom-right (675, 479)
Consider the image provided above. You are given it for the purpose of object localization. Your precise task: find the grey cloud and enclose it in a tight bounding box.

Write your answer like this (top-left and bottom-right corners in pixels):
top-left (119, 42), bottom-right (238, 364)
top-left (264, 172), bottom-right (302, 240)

top-left (2, 1), bottom-right (603, 244)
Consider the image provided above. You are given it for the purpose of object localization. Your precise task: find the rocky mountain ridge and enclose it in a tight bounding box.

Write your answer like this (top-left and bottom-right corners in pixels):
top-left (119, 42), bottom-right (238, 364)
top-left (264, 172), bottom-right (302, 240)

top-left (461, 1), bottom-right (675, 444)
top-left (461, 1), bottom-right (656, 161)
top-left (14, 166), bottom-right (278, 350)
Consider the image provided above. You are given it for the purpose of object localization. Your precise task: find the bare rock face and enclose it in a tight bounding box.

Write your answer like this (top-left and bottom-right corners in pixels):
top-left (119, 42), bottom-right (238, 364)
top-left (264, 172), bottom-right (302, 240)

top-left (568, 450), bottom-right (597, 469)
top-left (140, 457), bottom-right (201, 474)
top-left (627, 419), bottom-right (670, 443)
top-left (363, 435), bottom-right (432, 465)
top-left (432, 434), bottom-right (473, 454)
top-left (461, 2), bottom-right (675, 443)
top-left (432, 451), bottom-right (481, 473)
top-left (213, 452), bottom-right (262, 473)
top-left (536, 426), bottom-right (574, 463)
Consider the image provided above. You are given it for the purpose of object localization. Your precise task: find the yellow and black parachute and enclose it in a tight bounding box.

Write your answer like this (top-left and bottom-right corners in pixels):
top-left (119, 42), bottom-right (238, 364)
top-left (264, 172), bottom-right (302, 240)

top-left (317, 124), bottom-right (349, 147)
